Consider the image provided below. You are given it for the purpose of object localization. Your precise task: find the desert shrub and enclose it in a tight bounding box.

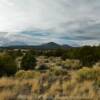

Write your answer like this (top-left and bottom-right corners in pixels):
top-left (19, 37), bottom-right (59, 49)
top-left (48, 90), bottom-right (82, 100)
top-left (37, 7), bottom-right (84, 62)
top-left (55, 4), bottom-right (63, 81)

top-left (21, 52), bottom-right (37, 70)
top-left (77, 67), bottom-right (100, 81)
top-left (61, 53), bottom-right (69, 60)
top-left (55, 69), bottom-right (68, 76)
top-left (15, 49), bottom-right (23, 57)
top-left (15, 70), bottom-right (25, 78)
top-left (6, 49), bottom-right (23, 59)
top-left (21, 71), bottom-right (35, 79)
top-left (93, 79), bottom-right (100, 90)
top-left (37, 64), bottom-right (49, 70)
top-left (45, 59), bottom-right (49, 63)
top-left (93, 62), bottom-right (100, 68)
top-left (15, 70), bottom-right (35, 79)
top-left (62, 59), bottom-right (81, 70)
top-left (52, 66), bottom-right (67, 76)
top-left (0, 54), bottom-right (17, 76)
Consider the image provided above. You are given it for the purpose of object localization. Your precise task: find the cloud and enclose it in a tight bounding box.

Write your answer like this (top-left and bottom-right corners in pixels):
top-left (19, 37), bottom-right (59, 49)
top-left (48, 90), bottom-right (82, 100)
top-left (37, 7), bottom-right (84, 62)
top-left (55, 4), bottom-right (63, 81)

top-left (0, 0), bottom-right (100, 46)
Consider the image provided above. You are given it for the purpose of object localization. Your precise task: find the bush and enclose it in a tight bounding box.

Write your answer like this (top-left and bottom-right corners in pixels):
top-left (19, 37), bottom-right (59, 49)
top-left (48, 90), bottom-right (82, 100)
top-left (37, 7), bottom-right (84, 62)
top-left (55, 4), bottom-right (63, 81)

top-left (15, 70), bottom-right (35, 79)
top-left (21, 53), bottom-right (37, 70)
top-left (93, 79), bottom-right (100, 90)
top-left (6, 49), bottom-right (23, 59)
top-left (60, 46), bottom-right (100, 66)
top-left (37, 64), bottom-right (49, 70)
top-left (93, 62), bottom-right (100, 68)
top-left (0, 54), bottom-right (17, 76)
top-left (62, 59), bottom-right (81, 70)
top-left (15, 70), bottom-right (25, 78)
top-left (52, 66), bottom-right (68, 76)
top-left (77, 67), bottom-right (100, 81)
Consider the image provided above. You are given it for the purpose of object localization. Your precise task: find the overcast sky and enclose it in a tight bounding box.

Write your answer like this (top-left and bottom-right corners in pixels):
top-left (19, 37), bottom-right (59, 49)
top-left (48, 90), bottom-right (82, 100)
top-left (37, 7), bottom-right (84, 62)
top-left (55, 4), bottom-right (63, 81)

top-left (0, 0), bottom-right (100, 46)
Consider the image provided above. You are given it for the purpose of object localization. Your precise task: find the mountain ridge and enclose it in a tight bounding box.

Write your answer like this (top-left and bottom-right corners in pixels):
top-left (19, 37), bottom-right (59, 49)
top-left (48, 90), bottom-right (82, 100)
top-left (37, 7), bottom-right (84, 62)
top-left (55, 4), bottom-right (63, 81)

top-left (0, 42), bottom-right (72, 49)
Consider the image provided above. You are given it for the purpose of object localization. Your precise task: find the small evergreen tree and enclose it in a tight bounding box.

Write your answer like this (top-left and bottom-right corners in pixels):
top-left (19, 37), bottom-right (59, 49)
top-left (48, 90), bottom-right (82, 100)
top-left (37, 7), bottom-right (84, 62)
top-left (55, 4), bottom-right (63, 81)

top-left (21, 53), bottom-right (37, 70)
top-left (0, 54), bottom-right (17, 76)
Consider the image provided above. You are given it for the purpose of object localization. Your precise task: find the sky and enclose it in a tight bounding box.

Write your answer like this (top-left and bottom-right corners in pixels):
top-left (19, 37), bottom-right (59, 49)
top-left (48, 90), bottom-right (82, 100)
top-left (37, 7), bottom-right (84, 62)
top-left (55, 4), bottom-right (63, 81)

top-left (0, 0), bottom-right (100, 46)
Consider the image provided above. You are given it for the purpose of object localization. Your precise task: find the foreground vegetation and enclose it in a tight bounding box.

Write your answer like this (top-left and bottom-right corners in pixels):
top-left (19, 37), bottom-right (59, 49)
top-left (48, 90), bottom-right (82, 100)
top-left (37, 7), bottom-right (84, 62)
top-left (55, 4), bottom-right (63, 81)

top-left (0, 65), bottom-right (100, 100)
top-left (0, 46), bottom-right (100, 100)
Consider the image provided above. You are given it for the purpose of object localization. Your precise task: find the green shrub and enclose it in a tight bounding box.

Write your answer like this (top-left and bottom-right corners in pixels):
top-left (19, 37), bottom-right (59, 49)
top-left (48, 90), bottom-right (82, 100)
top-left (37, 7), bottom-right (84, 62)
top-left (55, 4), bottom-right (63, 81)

top-left (6, 49), bottom-right (23, 59)
top-left (0, 54), bottom-right (17, 76)
top-left (21, 53), bottom-right (37, 70)
top-left (37, 64), bottom-right (49, 70)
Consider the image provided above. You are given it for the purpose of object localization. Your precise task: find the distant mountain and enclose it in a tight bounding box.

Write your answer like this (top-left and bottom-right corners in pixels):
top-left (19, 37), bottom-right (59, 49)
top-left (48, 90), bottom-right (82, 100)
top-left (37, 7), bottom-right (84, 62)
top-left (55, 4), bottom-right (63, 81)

top-left (37, 42), bottom-right (61, 49)
top-left (0, 42), bottom-right (72, 49)
top-left (62, 44), bottom-right (72, 48)
top-left (38, 42), bottom-right (72, 49)
top-left (3, 41), bottom-right (27, 47)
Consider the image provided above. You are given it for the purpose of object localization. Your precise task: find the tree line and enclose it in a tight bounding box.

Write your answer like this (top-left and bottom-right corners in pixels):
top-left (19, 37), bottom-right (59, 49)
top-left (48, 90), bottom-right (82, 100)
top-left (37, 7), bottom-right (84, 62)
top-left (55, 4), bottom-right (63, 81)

top-left (0, 45), bottom-right (100, 76)
top-left (41, 46), bottom-right (100, 66)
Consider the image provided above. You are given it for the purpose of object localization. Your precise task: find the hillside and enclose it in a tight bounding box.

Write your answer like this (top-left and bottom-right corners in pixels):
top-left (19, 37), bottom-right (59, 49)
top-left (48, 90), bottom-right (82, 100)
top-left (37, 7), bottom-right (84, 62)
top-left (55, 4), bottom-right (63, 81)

top-left (0, 42), bottom-right (72, 50)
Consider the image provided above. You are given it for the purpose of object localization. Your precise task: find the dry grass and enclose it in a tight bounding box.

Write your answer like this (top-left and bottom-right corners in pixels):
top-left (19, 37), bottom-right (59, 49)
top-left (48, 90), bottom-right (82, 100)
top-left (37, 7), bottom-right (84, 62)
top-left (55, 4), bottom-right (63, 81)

top-left (0, 75), bottom-right (99, 100)
top-left (0, 57), bottom-right (100, 100)
top-left (0, 90), bottom-right (17, 100)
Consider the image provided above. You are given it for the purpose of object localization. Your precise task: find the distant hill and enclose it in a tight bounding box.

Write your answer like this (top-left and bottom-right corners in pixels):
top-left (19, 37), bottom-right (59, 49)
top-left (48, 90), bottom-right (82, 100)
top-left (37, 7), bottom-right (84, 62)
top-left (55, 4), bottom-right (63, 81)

top-left (36, 42), bottom-right (61, 49)
top-left (0, 42), bottom-right (72, 50)
top-left (3, 41), bottom-right (27, 47)
top-left (62, 44), bottom-right (72, 48)
top-left (41, 42), bottom-right (72, 49)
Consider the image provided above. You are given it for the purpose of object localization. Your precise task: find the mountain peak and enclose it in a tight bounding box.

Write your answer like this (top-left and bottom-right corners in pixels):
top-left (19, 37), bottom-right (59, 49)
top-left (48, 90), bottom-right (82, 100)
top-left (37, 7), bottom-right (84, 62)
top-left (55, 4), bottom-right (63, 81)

top-left (39, 42), bottom-right (60, 49)
top-left (44, 42), bottom-right (60, 46)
